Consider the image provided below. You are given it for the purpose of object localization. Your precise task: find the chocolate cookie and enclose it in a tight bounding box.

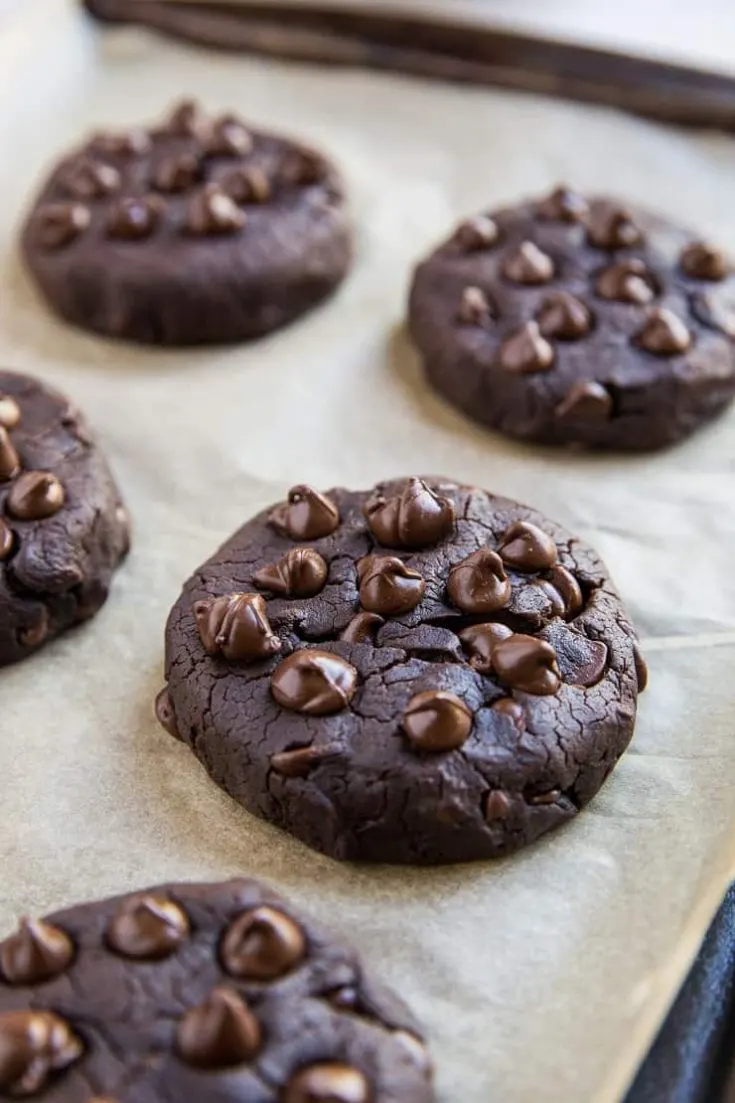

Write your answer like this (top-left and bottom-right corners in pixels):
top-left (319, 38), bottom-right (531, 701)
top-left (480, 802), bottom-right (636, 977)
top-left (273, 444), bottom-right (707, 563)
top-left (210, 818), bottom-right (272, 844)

top-left (0, 878), bottom-right (433, 1101)
top-left (159, 476), bottom-right (645, 864)
top-left (21, 100), bottom-right (351, 345)
top-left (0, 370), bottom-right (129, 666)
top-left (408, 186), bottom-right (735, 450)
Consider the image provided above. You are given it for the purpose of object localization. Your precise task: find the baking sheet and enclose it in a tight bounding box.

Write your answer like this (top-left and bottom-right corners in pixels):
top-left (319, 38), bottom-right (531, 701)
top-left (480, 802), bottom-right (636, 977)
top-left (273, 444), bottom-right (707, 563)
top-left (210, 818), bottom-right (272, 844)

top-left (1, 2), bottom-right (735, 1101)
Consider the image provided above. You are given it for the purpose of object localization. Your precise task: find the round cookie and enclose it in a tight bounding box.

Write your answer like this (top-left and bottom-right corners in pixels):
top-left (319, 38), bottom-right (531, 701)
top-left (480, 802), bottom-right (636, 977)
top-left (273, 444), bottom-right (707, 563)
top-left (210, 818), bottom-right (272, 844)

top-left (408, 186), bottom-right (735, 450)
top-left (0, 370), bottom-right (129, 666)
top-left (159, 476), bottom-right (646, 864)
top-left (21, 100), bottom-right (352, 345)
top-left (0, 878), bottom-right (433, 1102)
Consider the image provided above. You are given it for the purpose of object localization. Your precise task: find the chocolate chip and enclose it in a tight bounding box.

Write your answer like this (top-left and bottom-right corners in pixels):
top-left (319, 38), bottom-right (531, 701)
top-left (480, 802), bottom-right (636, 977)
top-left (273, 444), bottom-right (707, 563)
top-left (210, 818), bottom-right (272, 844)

top-left (187, 184), bottom-right (245, 235)
top-left (0, 395), bottom-right (21, 430)
top-left (0, 427), bottom-right (20, 481)
top-left (680, 241), bottom-right (727, 281)
top-left (554, 381), bottom-right (612, 422)
top-left (193, 593), bottom-right (282, 663)
top-left (545, 564), bottom-right (583, 617)
top-left (107, 196), bottom-right (161, 241)
top-left (636, 307), bottom-right (691, 355)
top-left (253, 548), bottom-right (328, 598)
top-left (564, 637), bottom-right (608, 687)
top-left (491, 699), bottom-right (526, 732)
top-left (106, 893), bottom-right (190, 960)
top-left (165, 99), bottom-right (205, 138)
top-left (207, 116), bottom-right (254, 157)
top-left (458, 622), bottom-right (512, 674)
top-left (528, 788), bottom-right (561, 805)
top-left (62, 159), bottom-right (120, 201)
top-left (339, 611), bottom-right (384, 644)
top-left (484, 788), bottom-right (513, 820)
top-left (269, 485), bottom-right (340, 541)
top-left (402, 690), bottom-right (472, 752)
top-left (176, 987), bottom-right (261, 1069)
top-left (0, 1010), bottom-right (83, 1095)
top-left (358, 555), bottom-right (425, 615)
top-left (0, 519), bottom-right (13, 560)
top-left (393, 1030), bottom-right (432, 1074)
top-left (283, 1064), bottom-right (370, 1103)
top-left (595, 258), bottom-right (655, 304)
top-left (454, 215), bottom-right (498, 252)
top-left (271, 650), bottom-right (357, 715)
top-left (35, 203), bottom-right (90, 249)
top-left (537, 185), bottom-right (588, 222)
top-left (498, 520), bottom-right (558, 572)
top-left (18, 608), bottom-right (50, 650)
top-left (155, 686), bottom-right (182, 741)
top-left (447, 549), bottom-right (511, 614)
top-left (586, 202), bottom-right (641, 250)
top-left (502, 241), bottom-right (554, 285)
top-left (325, 985), bottom-right (360, 1010)
top-left (498, 321), bottom-right (555, 373)
top-left (221, 166), bottom-right (271, 205)
top-left (492, 635), bottom-right (561, 695)
top-left (93, 129), bottom-right (152, 157)
top-left (270, 742), bottom-right (341, 777)
top-left (457, 286), bottom-right (492, 325)
top-left (0, 919), bottom-right (74, 986)
top-left (633, 640), bottom-right (649, 692)
top-left (154, 153), bottom-right (201, 193)
top-left (7, 472), bottom-right (65, 521)
top-left (220, 906), bottom-right (306, 979)
top-left (536, 291), bottom-right (592, 340)
top-left (281, 149), bottom-right (326, 187)
top-left (363, 477), bottom-right (455, 550)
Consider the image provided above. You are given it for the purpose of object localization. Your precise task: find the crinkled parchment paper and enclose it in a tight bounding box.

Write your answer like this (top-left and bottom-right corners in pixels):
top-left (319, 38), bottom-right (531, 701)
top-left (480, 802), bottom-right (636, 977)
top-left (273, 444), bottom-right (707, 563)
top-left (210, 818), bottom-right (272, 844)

top-left (0, 3), bottom-right (734, 1101)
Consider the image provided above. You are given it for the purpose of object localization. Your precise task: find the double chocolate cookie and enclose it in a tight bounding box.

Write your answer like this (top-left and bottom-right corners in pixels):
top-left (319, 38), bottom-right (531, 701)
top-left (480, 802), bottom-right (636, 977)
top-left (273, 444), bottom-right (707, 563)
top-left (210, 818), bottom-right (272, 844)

top-left (21, 100), bottom-right (351, 345)
top-left (0, 878), bottom-right (433, 1101)
top-left (408, 186), bottom-right (735, 449)
top-left (0, 370), bottom-right (129, 667)
top-left (159, 476), bottom-right (646, 864)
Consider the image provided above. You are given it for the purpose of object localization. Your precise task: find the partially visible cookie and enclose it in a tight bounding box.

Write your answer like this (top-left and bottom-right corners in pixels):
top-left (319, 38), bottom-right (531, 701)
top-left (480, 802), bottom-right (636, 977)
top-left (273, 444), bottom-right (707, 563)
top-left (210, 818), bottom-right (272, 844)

top-left (0, 370), bottom-right (129, 666)
top-left (159, 476), bottom-right (645, 864)
top-left (408, 186), bottom-right (735, 450)
top-left (21, 100), bottom-right (352, 345)
top-left (0, 878), bottom-right (434, 1102)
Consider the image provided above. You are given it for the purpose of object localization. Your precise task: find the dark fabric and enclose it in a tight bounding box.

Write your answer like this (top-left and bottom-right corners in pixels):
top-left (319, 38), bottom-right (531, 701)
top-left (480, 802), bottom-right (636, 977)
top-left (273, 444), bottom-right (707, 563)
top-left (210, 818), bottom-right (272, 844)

top-left (627, 886), bottom-right (735, 1103)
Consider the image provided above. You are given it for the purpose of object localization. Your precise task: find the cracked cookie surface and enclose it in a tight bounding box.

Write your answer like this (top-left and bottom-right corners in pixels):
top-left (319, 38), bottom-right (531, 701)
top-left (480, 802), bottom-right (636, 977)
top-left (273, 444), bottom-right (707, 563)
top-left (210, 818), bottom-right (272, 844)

top-left (408, 186), bottom-right (735, 450)
top-left (160, 477), bottom-right (645, 864)
top-left (0, 878), bottom-right (433, 1102)
top-left (21, 100), bottom-right (352, 346)
top-left (0, 370), bottom-right (129, 667)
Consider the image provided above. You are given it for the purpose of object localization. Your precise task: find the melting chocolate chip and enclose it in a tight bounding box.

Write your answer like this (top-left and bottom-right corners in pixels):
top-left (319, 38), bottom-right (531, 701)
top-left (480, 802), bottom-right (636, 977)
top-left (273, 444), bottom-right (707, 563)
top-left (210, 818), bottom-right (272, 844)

top-left (177, 987), bottom-right (261, 1069)
top-left (363, 477), bottom-right (455, 550)
top-left (498, 520), bottom-right (558, 572)
top-left (0, 1010), bottom-right (83, 1095)
top-left (402, 690), bottom-right (472, 752)
top-left (680, 241), bottom-right (727, 281)
top-left (484, 788), bottom-right (513, 821)
top-left (155, 686), bottom-right (182, 741)
top-left (35, 203), bottom-right (90, 249)
top-left (253, 548), bottom-right (328, 598)
top-left (107, 197), bottom-right (161, 241)
top-left (339, 611), bottom-right (384, 644)
top-left (636, 308), bottom-right (691, 355)
top-left (502, 241), bottom-right (554, 285)
top-left (0, 919), bottom-right (74, 986)
top-left (7, 472), bottom-right (65, 521)
top-left (595, 258), bottom-right (656, 304)
top-left (454, 215), bottom-right (499, 251)
top-left (271, 650), bottom-right (357, 715)
top-left (154, 153), bottom-right (201, 193)
top-left (447, 549), bottom-right (511, 614)
top-left (220, 906), bottom-right (306, 979)
top-left (492, 699), bottom-right (526, 732)
top-left (633, 640), bottom-right (649, 692)
top-left (93, 129), bottom-right (152, 157)
top-left (544, 564), bottom-right (584, 617)
top-left (0, 395), bottom-right (20, 430)
top-left (221, 166), bottom-right (271, 205)
top-left (207, 116), bottom-right (254, 157)
top-left (458, 286), bottom-right (493, 325)
top-left (269, 485), bottom-right (340, 541)
top-left (106, 894), bottom-right (190, 960)
top-left (270, 742), bottom-right (341, 778)
top-left (165, 99), bottom-right (205, 138)
top-left (537, 185), bottom-right (588, 222)
top-left (187, 184), bottom-right (245, 235)
top-left (0, 427), bottom-right (20, 481)
top-left (554, 381), bottom-right (612, 422)
top-left (537, 292), bottom-right (592, 340)
top-left (358, 555), bottom-right (425, 615)
top-left (498, 321), bottom-right (555, 373)
top-left (283, 1064), bottom-right (371, 1103)
top-left (62, 159), bottom-right (120, 201)
top-left (0, 519), bottom-right (14, 560)
top-left (458, 622), bottom-right (512, 674)
top-left (193, 593), bottom-right (282, 663)
top-left (563, 637), bottom-right (608, 687)
top-left (492, 635), bottom-right (561, 695)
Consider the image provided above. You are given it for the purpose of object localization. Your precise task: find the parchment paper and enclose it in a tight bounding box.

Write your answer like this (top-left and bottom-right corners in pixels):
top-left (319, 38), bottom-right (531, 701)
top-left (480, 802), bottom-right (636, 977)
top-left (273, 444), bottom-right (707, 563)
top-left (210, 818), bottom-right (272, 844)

top-left (1, 3), bottom-right (735, 1101)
